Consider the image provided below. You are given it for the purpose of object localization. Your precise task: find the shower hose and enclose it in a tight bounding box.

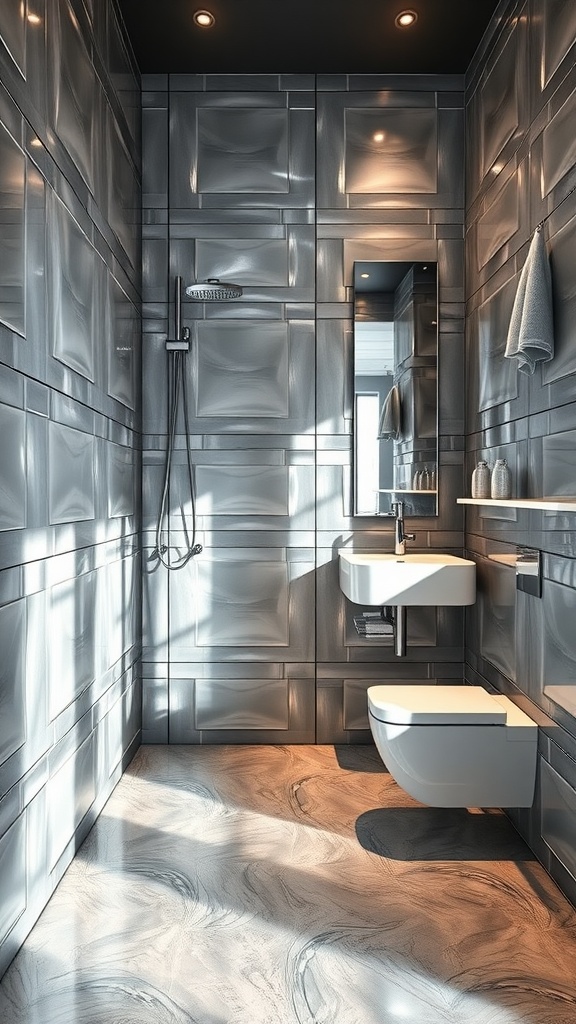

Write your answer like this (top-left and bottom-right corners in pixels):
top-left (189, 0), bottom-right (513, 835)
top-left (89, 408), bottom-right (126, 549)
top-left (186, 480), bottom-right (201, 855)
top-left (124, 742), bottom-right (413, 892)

top-left (153, 344), bottom-right (202, 569)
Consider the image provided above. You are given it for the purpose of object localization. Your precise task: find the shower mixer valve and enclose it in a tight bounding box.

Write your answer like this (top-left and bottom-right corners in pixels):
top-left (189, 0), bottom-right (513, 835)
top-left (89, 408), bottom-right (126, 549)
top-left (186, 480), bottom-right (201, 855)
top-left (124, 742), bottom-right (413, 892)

top-left (166, 326), bottom-right (190, 351)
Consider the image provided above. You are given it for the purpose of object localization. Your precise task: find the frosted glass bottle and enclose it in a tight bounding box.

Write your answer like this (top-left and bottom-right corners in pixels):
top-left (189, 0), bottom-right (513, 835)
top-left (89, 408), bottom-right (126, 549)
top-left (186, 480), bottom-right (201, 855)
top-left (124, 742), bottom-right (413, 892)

top-left (491, 459), bottom-right (512, 499)
top-left (471, 460), bottom-right (491, 498)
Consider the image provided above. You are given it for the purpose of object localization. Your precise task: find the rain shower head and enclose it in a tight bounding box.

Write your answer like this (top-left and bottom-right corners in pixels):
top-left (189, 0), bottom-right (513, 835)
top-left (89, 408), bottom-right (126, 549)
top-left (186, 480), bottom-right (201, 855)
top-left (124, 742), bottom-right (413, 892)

top-left (185, 278), bottom-right (243, 300)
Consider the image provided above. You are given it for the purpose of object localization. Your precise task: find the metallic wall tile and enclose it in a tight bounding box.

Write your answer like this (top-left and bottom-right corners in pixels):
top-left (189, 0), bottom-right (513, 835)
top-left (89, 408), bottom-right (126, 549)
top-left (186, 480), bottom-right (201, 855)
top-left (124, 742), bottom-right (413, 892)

top-left (195, 321), bottom-right (289, 418)
top-left (541, 758), bottom-right (576, 882)
top-left (142, 106), bottom-right (168, 205)
top-left (478, 554), bottom-right (516, 682)
top-left (47, 569), bottom-right (98, 720)
top-left (543, 214), bottom-right (576, 384)
top-left (196, 238), bottom-right (289, 287)
top-left (0, 121), bottom-right (25, 336)
top-left (197, 108), bottom-right (289, 194)
top-left (141, 676), bottom-right (168, 743)
top-left (0, 599), bottom-right (26, 764)
top-left (194, 677), bottom-right (289, 730)
top-left (105, 101), bottom-right (140, 269)
top-left (542, 430), bottom-right (576, 496)
top-left (0, 811), bottom-right (26, 939)
top-left (107, 276), bottom-right (138, 410)
top-left (344, 108), bottom-right (438, 194)
top-left (47, 189), bottom-right (96, 383)
top-left (169, 673), bottom-right (316, 743)
top-left (195, 558), bottom-right (289, 647)
top-left (47, 732), bottom-right (95, 870)
top-left (49, 0), bottom-right (98, 192)
top-left (0, 0), bottom-right (25, 74)
top-left (0, 404), bottom-right (26, 530)
top-left (478, 27), bottom-right (520, 181)
top-left (107, 442), bottom-right (135, 519)
top-left (48, 422), bottom-right (95, 524)
top-left (476, 167), bottom-right (521, 270)
top-left (195, 465), bottom-right (289, 516)
top-left (106, 2), bottom-right (141, 150)
top-left (542, 88), bottom-right (576, 199)
top-left (541, 0), bottom-right (576, 90)
top-left (169, 93), bottom-right (315, 210)
top-left (539, 578), bottom-right (576, 715)
top-left (470, 277), bottom-right (519, 415)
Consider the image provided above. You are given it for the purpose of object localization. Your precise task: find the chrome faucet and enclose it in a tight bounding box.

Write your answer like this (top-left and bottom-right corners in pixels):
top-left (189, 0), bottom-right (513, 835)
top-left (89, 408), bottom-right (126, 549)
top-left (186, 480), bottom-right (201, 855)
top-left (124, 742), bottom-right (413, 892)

top-left (391, 500), bottom-right (415, 555)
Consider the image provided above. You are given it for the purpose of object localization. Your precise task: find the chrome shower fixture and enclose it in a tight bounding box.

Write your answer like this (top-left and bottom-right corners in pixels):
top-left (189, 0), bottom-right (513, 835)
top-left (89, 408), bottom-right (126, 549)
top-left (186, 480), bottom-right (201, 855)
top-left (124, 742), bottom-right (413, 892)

top-left (185, 278), bottom-right (243, 300)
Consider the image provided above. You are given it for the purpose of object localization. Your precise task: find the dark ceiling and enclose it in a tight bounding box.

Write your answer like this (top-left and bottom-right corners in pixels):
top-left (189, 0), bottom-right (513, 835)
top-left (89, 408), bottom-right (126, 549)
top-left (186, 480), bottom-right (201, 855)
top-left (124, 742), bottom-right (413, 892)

top-left (115, 0), bottom-right (502, 76)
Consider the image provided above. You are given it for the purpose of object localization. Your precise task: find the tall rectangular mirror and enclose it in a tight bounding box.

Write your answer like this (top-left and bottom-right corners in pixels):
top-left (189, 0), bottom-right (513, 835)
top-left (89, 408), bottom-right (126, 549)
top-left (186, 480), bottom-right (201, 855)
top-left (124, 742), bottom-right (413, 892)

top-left (353, 260), bottom-right (438, 516)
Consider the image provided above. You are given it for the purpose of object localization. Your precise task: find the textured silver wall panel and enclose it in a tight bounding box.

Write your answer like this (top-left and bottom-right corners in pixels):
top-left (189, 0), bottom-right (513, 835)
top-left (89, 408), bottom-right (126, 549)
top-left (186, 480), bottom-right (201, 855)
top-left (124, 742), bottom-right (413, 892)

top-left (541, 0), bottom-right (576, 89)
top-left (49, 0), bottom-right (98, 192)
top-left (0, 121), bottom-right (25, 336)
top-left (195, 238), bottom-right (289, 287)
top-left (478, 556), bottom-right (516, 680)
top-left (543, 213), bottom-right (576, 384)
top-left (0, 404), bottom-right (26, 530)
top-left (0, 600), bottom-right (26, 763)
top-left (195, 558), bottom-right (289, 647)
top-left (197, 108), bottom-right (289, 194)
top-left (539, 578), bottom-right (576, 706)
top-left (47, 733), bottom-right (95, 870)
top-left (542, 431), bottom-right (576, 496)
top-left (195, 322), bottom-right (289, 418)
top-left (478, 28), bottom-right (520, 180)
top-left (541, 759), bottom-right (576, 882)
top-left (472, 278), bottom-right (519, 413)
top-left (48, 422), bottom-right (95, 524)
top-left (0, 0), bottom-right (141, 978)
top-left (0, 812), bottom-right (26, 940)
top-left (344, 108), bottom-right (437, 194)
top-left (0, 0), bottom-right (25, 74)
top-left (194, 677), bottom-right (289, 730)
top-left (542, 90), bottom-right (576, 199)
top-left (476, 167), bottom-right (520, 270)
top-left (48, 190), bottom-right (96, 382)
top-left (107, 443), bottom-right (135, 518)
top-left (48, 570), bottom-right (98, 719)
top-left (105, 102), bottom-right (140, 269)
top-left (195, 465), bottom-right (289, 516)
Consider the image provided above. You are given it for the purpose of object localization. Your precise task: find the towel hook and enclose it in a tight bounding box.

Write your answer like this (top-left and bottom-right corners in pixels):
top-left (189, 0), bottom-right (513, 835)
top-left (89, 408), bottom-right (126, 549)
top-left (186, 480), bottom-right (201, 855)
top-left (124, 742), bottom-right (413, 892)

top-left (537, 181), bottom-right (576, 232)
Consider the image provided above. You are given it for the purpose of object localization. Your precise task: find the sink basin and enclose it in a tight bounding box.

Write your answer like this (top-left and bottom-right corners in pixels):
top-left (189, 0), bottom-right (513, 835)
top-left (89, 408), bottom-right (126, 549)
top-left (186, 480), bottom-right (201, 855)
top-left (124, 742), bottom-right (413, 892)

top-left (338, 551), bottom-right (476, 606)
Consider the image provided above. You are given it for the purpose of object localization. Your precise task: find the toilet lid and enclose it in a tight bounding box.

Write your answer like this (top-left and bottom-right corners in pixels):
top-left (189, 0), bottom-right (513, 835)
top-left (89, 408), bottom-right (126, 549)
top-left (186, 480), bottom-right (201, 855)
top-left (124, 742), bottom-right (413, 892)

top-left (367, 685), bottom-right (507, 725)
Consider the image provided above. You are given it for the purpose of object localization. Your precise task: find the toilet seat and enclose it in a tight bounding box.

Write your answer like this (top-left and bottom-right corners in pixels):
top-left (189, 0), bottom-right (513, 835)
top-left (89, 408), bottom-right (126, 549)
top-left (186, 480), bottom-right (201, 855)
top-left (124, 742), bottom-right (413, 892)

top-left (368, 684), bottom-right (507, 725)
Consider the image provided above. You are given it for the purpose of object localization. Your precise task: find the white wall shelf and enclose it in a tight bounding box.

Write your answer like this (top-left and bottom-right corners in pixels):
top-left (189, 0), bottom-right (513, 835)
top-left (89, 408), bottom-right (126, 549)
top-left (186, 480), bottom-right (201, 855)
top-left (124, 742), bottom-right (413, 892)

top-left (457, 497), bottom-right (576, 512)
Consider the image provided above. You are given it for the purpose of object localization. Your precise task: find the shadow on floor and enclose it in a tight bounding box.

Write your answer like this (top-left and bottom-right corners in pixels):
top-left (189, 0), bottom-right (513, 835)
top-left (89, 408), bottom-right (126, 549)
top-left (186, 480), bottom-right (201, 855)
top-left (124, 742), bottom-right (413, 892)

top-left (333, 743), bottom-right (388, 773)
top-left (355, 805), bottom-right (537, 861)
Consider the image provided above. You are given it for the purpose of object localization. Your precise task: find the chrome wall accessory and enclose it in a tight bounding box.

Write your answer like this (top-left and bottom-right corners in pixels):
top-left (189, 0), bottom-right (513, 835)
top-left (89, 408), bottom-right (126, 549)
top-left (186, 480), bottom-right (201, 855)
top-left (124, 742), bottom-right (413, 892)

top-left (516, 547), bottom-right (541, 597)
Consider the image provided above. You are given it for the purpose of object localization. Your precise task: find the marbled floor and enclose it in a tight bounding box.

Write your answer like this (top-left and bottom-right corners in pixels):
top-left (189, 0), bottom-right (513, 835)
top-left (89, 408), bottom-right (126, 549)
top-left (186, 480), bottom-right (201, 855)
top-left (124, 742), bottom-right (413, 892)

top-left (1, 744), bottom-right (576, 1024)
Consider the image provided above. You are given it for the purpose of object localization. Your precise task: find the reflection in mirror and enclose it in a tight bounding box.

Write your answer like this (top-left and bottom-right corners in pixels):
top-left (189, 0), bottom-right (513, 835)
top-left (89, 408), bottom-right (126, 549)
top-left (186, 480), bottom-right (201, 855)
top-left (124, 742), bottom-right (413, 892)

top-left (353, 261), bottom-right (438, 517)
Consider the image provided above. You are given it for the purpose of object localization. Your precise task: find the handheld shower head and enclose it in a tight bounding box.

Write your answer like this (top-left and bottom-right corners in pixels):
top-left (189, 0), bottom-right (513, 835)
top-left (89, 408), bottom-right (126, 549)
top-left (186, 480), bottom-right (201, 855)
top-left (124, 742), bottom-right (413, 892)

top-left (185, 278), bottom-right (243, 301)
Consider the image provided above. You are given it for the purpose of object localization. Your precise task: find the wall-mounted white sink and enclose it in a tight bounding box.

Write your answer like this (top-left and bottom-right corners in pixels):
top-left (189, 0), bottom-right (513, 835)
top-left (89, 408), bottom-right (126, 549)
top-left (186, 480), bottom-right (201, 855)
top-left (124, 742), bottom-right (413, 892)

top-left (338, 551), bottom-right (476, 606)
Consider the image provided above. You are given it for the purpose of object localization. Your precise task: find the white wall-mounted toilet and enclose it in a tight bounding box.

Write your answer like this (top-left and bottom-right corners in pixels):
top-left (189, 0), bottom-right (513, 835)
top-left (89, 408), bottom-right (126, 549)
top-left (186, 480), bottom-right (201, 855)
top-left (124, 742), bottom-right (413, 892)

top-left (367, 684), bottom-right (538, 808)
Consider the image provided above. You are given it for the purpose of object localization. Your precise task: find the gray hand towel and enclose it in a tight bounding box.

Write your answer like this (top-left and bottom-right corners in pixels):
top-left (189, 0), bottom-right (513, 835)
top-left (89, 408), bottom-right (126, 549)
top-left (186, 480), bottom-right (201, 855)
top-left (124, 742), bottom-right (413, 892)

top-left (505, 225), bottom-right (554, 375)
top-left (377, 384), bottom-right (401, 440)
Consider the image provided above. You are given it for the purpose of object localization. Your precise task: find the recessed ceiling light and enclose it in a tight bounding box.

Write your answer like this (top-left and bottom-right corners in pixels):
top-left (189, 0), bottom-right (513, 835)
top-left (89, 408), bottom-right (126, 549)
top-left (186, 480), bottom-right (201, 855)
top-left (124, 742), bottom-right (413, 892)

top-left (193, 9), bottom-right (215, 27)
top-left (360, 273), bottom-right (370, 278)
top-left (395, 9), bottom-right (418, 28)
top-left (27, 12), bottom-right (42, 24)
top-left (373, 131), bottom-right (385, 142)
